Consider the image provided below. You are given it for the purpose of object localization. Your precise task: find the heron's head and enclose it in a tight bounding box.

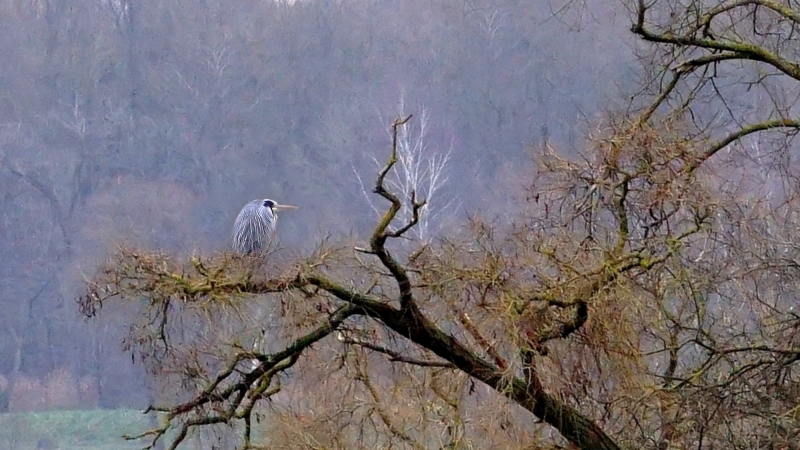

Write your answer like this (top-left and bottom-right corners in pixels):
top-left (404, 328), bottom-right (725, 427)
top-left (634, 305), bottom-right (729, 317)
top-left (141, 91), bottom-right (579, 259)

top-left (263, 199), bottom-right (298, 212)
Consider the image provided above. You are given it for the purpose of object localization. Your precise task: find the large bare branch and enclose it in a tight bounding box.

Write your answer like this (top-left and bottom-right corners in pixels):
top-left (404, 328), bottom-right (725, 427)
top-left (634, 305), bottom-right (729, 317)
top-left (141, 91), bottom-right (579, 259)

top-left (305, 273), bottom-right (623, 450)
top-left (633, 0), bottom-right (800, 80)
top-left (688, 118), bottom-right (800, 172)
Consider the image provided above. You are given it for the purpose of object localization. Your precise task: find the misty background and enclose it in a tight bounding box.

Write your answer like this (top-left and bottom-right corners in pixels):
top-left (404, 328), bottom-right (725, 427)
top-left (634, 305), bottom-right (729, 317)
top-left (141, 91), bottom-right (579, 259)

top-left (0, 0), bottom-right (632, 412)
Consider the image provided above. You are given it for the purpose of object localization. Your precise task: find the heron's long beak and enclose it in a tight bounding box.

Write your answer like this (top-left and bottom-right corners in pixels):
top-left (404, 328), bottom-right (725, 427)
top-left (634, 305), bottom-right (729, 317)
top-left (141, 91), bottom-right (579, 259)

top-left (273, 203), bottom-right (298, 211)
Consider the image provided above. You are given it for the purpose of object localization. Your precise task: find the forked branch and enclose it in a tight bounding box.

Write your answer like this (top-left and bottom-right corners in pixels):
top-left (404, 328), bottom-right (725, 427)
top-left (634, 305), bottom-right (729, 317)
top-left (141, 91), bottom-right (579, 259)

top-left (369, 115), bottom-right (424, 313)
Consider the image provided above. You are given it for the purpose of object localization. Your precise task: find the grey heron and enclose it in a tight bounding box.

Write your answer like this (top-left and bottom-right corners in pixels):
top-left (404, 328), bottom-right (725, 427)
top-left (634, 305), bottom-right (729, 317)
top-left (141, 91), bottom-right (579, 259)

top-left (232, 199), bottom-right (297, 255)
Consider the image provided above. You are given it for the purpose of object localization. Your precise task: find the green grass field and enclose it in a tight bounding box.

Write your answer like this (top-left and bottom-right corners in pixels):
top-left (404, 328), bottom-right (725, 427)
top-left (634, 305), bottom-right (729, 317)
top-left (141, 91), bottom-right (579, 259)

top-left (0, 409), bottom-right (154, 450)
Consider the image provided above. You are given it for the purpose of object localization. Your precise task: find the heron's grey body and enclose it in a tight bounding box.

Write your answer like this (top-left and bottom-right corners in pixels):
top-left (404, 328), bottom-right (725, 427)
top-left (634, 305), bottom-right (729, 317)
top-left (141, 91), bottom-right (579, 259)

top-left (232, 199), bottom-right (296, 255)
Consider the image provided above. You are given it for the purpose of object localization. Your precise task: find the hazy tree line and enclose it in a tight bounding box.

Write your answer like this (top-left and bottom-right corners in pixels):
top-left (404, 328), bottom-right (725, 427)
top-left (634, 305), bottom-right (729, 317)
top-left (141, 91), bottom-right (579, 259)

top-left (0, 0), bottom-right (627, 409)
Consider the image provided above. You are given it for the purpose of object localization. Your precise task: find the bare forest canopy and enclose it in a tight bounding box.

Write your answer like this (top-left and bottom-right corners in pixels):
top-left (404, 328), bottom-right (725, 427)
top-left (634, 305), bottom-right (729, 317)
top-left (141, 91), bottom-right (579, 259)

top-left (9, 0), bottom-right (800, 449)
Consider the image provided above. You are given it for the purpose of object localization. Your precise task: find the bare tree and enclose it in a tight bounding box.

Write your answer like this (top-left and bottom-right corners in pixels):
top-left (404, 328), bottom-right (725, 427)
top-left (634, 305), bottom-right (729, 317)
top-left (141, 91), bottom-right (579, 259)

top-left (83, 114), bottom-right (720, 450)
top-left (80, 107), bottom-right (800, 450)
top-left (357, 103), bottom-right (457, 243)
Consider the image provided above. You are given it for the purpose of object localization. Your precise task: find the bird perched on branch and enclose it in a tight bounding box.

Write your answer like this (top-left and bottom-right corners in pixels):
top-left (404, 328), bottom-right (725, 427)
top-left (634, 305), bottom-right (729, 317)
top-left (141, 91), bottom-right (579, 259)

top-left (232, 199), bottom-right (297, 255)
